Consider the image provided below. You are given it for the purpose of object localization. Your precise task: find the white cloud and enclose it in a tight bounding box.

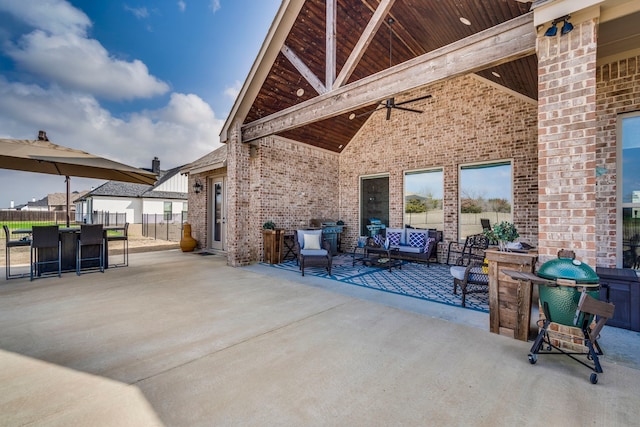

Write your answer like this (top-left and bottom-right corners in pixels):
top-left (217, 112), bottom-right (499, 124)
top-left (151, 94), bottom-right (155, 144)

top-left (124, 5), bottom-right (149, 19)
top-left (178, 1), bottom-right (186, 12)
top-left (224, 80), bottom-right (242, 100)
top-left (0, 0), bottom-right (90, 37)
top-left (0, 76), bottom-right (223, 171)
top-left (209, 0), bottom-right (221, 13)
top-left (1, 0), bottom-right (169, 100)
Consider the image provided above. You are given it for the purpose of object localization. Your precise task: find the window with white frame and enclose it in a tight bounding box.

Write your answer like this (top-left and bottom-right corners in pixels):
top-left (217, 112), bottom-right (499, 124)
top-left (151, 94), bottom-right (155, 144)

top-left (163, 201), bottom-right (172, 221)
top-left (459, 161), bottom-right (513, 239)
top-left (404, 168), bottom-right (443, 230)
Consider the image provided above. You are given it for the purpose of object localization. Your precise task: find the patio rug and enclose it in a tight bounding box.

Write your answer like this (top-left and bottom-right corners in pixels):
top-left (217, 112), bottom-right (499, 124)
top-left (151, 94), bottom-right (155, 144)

top-left (263, 255), bottom-right (489, 313)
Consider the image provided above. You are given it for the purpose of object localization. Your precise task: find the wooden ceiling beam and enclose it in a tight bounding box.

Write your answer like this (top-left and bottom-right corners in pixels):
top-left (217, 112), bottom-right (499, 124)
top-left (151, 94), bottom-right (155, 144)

top-left (281, 44), bottom-right (327, 94)
top-left (333, 0), bottom-right (396, 89)
top-left (326, 0), bottom-right (336, 87)
top-left (242, 12), bottom-right (535, 143)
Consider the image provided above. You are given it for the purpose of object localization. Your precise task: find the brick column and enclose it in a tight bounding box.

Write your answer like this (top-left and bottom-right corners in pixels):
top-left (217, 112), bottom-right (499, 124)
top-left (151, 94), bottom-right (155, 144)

top-left (226, 121), bottom-right (252, 266)
top-left (537, 17), bottom-right (598, 265)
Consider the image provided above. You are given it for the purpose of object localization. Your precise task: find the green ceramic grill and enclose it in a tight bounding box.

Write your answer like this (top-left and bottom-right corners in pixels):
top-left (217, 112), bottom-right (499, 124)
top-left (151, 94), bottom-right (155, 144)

top-left (537, 257), bottom-right (599, 326)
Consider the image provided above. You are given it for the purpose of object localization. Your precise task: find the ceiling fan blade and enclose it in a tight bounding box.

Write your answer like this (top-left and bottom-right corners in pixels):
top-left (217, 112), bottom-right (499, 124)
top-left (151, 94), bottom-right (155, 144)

top-left (393, 106), bottom-right (423, 114)
top-left (353, 104), bottom-right (384, 119)
top-left (394, 94), bottom-right (432, 107)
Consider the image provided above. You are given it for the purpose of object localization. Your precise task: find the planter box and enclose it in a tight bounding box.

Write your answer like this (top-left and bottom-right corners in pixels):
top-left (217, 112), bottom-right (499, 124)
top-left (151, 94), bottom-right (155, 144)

top-left (486, 250), bottom-right (538, 341)
top-left (263, 229), bottom-right (285, 264)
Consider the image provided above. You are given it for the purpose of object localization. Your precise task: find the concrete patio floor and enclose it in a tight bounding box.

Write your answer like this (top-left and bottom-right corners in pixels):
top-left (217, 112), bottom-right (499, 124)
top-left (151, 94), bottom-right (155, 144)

top-left (1, 250), bottom-right (639, 426)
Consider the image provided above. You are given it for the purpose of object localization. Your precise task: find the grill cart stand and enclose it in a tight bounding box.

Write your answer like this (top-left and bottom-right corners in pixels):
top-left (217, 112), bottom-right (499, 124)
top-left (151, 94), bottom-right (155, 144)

top-left (504, 269), bottom-right (615, 385)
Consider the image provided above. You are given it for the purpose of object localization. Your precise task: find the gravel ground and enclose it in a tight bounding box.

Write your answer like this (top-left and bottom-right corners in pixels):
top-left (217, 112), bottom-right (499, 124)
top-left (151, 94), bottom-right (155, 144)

top-left (1, 235), bottom-right (180, 267)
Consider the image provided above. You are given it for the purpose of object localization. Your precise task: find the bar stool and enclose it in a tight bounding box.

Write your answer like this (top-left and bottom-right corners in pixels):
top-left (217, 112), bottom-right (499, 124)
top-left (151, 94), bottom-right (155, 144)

top-left (30, 225), bottom-right (62, 281)
top-left (107, 222), bottom-right (129, 267)
top-left (76, 224), bottom-right (105, 275)
top-left (4, 225), bottom-right (31, 279)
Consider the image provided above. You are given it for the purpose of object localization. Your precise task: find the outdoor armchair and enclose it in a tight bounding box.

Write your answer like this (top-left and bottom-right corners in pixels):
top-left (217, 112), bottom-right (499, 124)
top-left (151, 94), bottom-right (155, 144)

top-left (294, 229), bottom-right (332, 276)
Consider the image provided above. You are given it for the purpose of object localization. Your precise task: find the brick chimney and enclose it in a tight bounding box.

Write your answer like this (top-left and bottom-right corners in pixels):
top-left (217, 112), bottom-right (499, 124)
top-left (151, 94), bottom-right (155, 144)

top-left (152, 157), bottom-right (160, 174)
top-left (38, 130), bottom-right (49, 141)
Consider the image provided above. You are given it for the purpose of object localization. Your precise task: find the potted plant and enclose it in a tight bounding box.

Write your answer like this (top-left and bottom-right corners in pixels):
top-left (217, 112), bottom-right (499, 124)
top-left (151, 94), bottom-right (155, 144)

top-left (263, 220), bottom-right (276, 230)
top-left (483, 221), bottom-right (519, 251)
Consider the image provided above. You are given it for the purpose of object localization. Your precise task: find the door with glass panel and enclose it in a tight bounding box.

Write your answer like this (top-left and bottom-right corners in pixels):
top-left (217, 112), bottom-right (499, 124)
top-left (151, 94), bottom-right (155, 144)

top-left (210, 178), bottom-right (226, 251)
top-left (360, 175), bottom-right (389, 236)
top-left (619, 112), bottom-right (640, 269)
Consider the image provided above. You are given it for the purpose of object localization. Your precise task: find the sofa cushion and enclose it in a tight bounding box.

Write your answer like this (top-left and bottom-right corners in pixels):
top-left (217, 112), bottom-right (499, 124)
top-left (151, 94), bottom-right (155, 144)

top-left (300, 249), bottom-right (328, 256)
top-left (398, 245), bottom-right (422, 254)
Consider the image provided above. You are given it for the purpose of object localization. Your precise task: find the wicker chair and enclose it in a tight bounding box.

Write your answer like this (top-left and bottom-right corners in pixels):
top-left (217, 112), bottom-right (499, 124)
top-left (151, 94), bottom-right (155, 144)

top-left (3, 225), bottom-right (31, 279)
top-left (76, 224), bottom-right (105, 275)
top-left (446, 233), bottom-right (489, 266)
top-left (294, 229), bottom-right (332, 276)
top-left (451, 260), bottom-right (489, 307)
top-left (30, 225), bottom-right (62, 281)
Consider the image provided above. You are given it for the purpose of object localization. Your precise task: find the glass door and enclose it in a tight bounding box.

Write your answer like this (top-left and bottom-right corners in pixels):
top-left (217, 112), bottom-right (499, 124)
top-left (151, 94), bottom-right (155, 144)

top-left (360, 175), bottom-right (389, 236)
top-left (619, 112), bottom-right (640, 268)
top-left (210, 177), bottom-right (226, 251)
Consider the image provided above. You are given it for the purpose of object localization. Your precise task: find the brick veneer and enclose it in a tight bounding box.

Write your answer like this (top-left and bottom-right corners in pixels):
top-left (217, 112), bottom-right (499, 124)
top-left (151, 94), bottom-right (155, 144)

top-left (596, 54), bottom-right (640, 267)
top-left (339, 75), bottom-right (539, 254)
top-left (219, 130), bottom-right (339, 266)
top-left (537, 19), bottom-right (598, 266)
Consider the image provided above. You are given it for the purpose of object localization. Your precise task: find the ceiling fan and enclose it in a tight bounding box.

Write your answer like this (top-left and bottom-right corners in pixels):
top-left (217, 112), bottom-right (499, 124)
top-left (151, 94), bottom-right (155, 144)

top-left (365, 94), bottom-right (433, 120)
top-left (355, 18), bottom-right (432, 121)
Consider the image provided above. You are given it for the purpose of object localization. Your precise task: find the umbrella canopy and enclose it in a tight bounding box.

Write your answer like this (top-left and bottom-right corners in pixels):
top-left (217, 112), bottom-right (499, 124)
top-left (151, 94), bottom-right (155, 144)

top-left (0, 137), bottom-right (157, 226)
top-left (0, 138), bottom-right (157, 185)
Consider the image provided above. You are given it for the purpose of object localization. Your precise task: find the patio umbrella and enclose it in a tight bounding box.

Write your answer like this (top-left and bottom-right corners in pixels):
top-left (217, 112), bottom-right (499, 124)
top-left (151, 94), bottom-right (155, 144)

top-left (0, 137), bottom-right (157, 226)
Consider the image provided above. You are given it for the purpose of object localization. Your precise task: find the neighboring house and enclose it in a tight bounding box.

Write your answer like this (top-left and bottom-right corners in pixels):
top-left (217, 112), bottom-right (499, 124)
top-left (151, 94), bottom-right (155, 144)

top-left (20, 191), bottom-right (88, 215)
top-left (77, 158), bottom-right (188, 225)
top-left (182, 0), bottom-right (640, 270)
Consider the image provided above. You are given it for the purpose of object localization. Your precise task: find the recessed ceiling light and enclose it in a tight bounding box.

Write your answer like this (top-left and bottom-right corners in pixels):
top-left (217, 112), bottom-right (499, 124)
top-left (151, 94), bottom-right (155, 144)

top-left (459, 17), bottom-right (471, 26)
top-left (349, 113), bottom-right (356, 120)
top-left (338, 144), bottom-right (343, 149)
top-left (296, 88), bottom-right (304, 97)
top-left (492, 71), bottom-right (501, 78)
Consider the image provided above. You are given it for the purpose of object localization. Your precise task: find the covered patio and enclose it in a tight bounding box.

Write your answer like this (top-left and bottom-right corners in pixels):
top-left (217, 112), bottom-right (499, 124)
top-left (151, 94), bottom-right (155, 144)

top-left (1, 250), bottom-right (639, 425)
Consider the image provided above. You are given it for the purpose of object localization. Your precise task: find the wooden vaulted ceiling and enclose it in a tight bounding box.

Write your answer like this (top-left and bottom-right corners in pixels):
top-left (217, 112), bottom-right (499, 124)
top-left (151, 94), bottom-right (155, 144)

top-left (244, 0), bottom-right (536, 152)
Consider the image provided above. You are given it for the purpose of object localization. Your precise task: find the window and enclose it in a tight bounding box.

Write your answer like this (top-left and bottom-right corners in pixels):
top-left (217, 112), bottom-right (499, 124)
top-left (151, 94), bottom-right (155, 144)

top-left (619, 112), bottom-right (640, 269)
top-left (163, 202), bottom-right (172, 221)
top-left (404, 169), bottom-right (443, 230)
top-left (459, 161), bottom-right (512, 239)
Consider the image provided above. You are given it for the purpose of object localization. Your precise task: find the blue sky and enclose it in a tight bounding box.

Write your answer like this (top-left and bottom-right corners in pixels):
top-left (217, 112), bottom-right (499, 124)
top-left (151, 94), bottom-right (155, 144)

top-left (0, 0), bottom-right (280, 206)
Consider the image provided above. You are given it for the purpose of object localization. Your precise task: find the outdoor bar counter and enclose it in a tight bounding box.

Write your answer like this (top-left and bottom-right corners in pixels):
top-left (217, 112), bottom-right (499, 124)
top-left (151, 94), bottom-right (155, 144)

top-left (485, 249), bottom-right (538, 341)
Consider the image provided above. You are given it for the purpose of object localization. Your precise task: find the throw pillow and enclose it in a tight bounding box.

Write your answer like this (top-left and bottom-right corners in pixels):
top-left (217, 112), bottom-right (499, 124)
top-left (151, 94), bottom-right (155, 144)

top-left (303, 233), bottom-right (321, 250)
top-left (408, 232), bottom-right (425, 248)
top-left (388, 231), bottom-right (401, 246)
top-left (482, 258), bottom-right (489, 274)
top-left (422, 237), bottom-right (434, 253)
top-left (373, 234), bottom-right (384, 247)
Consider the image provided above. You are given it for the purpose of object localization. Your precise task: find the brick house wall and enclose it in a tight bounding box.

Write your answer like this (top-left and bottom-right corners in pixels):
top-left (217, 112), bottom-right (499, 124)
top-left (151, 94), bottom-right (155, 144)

top-left (222, 133), bottom-right (339, 265)
top-left (537, 18), bottom-right (599, 266)
top-left (596, 54), bottom-right (640, 268)
top-left (338, 74), bottom-right (539, 257)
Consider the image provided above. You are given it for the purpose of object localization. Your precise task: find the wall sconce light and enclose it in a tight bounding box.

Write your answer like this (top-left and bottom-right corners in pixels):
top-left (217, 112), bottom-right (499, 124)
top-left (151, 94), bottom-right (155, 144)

top-left (193, 180), bottom-right (203, 194)
top-left (544, 15), bottom-right (573, 37)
